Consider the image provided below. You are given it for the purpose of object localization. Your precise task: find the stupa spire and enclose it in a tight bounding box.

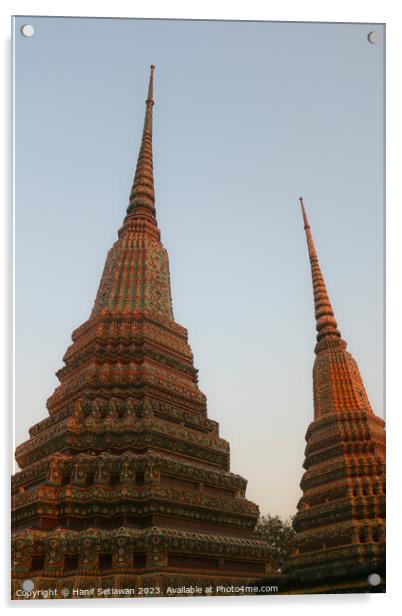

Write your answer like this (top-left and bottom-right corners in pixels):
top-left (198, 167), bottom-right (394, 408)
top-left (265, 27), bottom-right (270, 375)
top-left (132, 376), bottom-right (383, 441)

top-left (127, 65), bottom-right (156, 216)
top-left (299, 197), bottom-right (343, 352)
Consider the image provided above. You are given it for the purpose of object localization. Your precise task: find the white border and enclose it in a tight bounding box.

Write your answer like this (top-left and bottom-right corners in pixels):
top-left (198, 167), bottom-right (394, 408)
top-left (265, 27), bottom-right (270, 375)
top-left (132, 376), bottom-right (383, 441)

top-left (2, 1), bottom-right (400, 613)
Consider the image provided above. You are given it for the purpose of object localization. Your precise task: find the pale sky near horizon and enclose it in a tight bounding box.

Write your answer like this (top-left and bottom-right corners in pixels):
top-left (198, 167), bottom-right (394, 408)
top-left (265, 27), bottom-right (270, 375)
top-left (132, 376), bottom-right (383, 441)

top-left (13, 16), bottom-right (384, 518)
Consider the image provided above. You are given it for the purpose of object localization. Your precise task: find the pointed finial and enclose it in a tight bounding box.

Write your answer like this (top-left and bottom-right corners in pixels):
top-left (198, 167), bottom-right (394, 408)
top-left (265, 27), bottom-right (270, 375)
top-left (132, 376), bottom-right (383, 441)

top-left (147, 65), bottom-right (155, 103)
top-left (299, 196), bottom-right (309, 229)
top-left (299, 198), bottom-right (344, 352)
top-left (299, 197), bottom-right (317, 263)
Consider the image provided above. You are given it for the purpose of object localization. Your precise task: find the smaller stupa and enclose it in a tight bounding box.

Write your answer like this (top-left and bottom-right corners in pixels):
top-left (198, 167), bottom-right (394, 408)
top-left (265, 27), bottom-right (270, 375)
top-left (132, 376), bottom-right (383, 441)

top-left (284, 198), bottom-right (385, 593)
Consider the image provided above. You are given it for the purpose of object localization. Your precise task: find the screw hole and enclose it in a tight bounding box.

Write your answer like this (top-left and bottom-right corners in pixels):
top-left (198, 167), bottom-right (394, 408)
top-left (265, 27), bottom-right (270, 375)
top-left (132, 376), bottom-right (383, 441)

top-left (367, 573), bottom-right (381, 586)
top-left (367, 31), bottom-right (379, 44)
top-left (21, 25), bottom-right (34, 37)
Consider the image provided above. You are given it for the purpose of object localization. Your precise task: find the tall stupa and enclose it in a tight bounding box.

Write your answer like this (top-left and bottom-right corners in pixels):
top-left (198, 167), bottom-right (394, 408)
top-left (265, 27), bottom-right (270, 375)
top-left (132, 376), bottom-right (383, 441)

top-left (11, 66), bottom-right (274, 599)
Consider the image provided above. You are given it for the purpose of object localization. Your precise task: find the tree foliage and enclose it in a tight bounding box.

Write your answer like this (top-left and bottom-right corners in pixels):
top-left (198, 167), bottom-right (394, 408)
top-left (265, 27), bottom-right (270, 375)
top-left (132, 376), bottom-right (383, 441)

top-left (254, 513), bottom-right (296, 570)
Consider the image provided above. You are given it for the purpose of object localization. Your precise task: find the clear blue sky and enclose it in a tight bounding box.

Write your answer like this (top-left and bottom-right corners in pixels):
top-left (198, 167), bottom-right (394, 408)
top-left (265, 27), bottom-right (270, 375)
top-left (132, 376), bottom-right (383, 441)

top-left (13, 16), bottom-right (384, 518)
